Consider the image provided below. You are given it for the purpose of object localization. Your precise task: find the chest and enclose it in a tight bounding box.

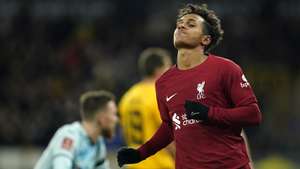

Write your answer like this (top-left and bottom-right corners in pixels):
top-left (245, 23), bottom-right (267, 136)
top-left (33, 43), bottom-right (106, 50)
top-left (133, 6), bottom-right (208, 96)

top-left (73, 140), bottom-right (106, 169)
top-left (164, 70), bottom-right (224, 112)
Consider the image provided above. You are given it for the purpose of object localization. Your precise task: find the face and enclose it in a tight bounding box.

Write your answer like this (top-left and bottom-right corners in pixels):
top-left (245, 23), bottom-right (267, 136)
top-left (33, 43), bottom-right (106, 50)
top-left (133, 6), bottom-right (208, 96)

top-left (97, 100), bottom-right (118, 139)
top-left (174, 14), bottom-right (211, 49)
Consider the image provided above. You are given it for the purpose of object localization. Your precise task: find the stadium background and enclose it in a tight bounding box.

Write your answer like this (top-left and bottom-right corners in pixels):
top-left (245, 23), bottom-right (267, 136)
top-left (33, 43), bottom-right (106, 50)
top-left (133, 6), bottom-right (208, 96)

top-left (0, 0), bottom-right (299, 168)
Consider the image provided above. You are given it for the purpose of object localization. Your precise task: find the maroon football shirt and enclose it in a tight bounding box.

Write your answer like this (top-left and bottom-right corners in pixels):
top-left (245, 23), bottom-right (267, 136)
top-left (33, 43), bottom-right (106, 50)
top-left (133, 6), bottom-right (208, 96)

top-left (138, 54), bottom-right (262, 169)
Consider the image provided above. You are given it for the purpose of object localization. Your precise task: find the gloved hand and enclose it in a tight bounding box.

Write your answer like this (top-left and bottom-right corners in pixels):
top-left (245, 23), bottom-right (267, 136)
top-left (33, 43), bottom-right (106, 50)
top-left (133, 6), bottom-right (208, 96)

top-left (184, 100), bottom-right (209, 121)
top-left (117, 147), bottom-right (141, 167)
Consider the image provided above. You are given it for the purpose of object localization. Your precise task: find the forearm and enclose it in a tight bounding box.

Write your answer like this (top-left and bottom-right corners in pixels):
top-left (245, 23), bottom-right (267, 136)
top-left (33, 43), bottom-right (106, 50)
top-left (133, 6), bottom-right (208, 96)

top-left (208, 103), bottom-right (262, 126)
top-left (138, 121), bottom-right (173, 160)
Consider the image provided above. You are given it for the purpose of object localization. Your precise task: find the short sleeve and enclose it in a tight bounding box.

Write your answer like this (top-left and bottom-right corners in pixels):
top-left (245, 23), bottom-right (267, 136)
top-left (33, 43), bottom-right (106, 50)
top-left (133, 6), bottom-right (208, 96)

top-left (51, 129), bottom-right (77, 160)
top-left (52, 155), bottom-right (72, 169)
top-left (223, 61), bottom-right (257, 107)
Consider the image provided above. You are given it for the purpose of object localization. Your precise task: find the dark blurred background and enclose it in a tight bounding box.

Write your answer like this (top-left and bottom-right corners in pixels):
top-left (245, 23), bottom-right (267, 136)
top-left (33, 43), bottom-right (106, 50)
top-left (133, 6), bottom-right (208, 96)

top-left (0, 0), bottom-right (299, 168)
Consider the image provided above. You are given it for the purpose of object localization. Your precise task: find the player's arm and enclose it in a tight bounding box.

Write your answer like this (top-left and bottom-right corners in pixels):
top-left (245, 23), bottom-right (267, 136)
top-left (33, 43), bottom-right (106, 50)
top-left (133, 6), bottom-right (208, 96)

top-left (53, 156), bottom-right (72, 169)
top-left (52, 134), bottom-right (76, 169)
top-left (117, 82), bottom-right (174, 167)
top-left (137, 116), bottom-right (173, 159)
top-left (117, 117), bottom-right (173, 167)
top-left (152, 100), bottom-right (175, 159)
top-left (184, 62), bottom-right (262, 126)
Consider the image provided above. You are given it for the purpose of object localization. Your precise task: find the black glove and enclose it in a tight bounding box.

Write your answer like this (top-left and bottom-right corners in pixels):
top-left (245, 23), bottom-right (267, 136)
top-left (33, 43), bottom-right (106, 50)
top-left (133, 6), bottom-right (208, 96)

top-left (117, 147), bottom-right (141, 167)
top-left (184, 100), bottom-right (209, 121)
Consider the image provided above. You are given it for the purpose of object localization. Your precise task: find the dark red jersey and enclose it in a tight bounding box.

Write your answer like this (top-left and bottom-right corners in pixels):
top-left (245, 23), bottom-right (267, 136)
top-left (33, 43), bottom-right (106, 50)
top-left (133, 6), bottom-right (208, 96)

top-left (138, 54), bottom-right (262, 169)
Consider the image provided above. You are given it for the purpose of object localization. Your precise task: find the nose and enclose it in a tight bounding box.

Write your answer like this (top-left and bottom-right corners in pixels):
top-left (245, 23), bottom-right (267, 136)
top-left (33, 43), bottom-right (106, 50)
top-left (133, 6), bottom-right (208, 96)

top-left (178, 23), bottom-right (186, 30)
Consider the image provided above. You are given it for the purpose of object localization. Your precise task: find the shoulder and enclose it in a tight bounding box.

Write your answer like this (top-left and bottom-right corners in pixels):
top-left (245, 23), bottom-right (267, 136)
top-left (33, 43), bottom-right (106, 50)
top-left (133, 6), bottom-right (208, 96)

top-left (210, 54), bottom-right (240, 67)
top-left (209, 54), bottom-right (242, 73)
top-left (119, 82), bottom-right (156, 113)
top-left (119, 82), bottom-right (150, 104)
top-left (56, 122), bottom-right (80, 136)
top-left (119, 83), bottom-right (138, 105)
top-left (53, 122), bottom-right (81, 145)
top-left (121, 82), bottom-right (146, 99)
top-left (156, 65), bottom-right (177, 87)
top-left (49, 122), bottom-right (82, 155)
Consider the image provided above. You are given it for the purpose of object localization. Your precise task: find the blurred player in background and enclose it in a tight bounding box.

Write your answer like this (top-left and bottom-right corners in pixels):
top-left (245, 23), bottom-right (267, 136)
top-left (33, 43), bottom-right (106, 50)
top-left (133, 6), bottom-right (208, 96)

top-left (118, 3), bottom-right (262, 169)
top-left (118, 48), bottom-right (174, 169)
top-left (34, 90), bottom-right (118, 169)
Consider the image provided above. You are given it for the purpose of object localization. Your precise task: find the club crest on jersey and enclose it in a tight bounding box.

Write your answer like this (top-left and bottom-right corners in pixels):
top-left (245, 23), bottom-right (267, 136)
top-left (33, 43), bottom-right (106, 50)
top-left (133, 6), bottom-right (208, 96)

top-left (240, 74), bottom-right (250, 88)
top-left (196, 81), bottom-right (206, 100)
top-left (61, 137), bottom-right (73, 150)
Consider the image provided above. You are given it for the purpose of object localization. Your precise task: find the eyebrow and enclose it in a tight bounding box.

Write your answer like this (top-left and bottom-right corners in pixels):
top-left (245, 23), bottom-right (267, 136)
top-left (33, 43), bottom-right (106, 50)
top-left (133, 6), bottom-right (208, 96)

top-left (187, 19), bottom-right (197, 23)
top-left (177, 17), bottom-right (197, 23)
top-left (176, 18), bottom-right (183, 23)
top-left (187, 18), bottom-right (197, 21)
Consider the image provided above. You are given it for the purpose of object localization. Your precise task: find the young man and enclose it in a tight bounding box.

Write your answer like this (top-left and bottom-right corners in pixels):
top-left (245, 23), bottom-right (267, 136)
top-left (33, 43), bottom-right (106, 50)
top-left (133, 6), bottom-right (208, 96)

top-left (34, 90), bottom-right (118, 169)
top-left (118, 48), bottom-right (175, 169)
top-left (117, 4), bottom-right (262, 169)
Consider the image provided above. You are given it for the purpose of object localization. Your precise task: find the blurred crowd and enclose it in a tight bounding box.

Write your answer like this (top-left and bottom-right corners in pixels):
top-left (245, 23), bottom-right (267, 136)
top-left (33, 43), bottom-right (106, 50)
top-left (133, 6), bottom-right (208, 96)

top-left (0, 0), bottom-right (299, 163)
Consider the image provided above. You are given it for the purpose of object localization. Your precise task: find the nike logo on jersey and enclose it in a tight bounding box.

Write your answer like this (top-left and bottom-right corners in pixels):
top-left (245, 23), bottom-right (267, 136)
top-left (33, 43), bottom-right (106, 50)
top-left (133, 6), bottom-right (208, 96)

top-left (166, 93), bottom-right (177, 102)
top-left (191, 112), bottom-right (200, 116)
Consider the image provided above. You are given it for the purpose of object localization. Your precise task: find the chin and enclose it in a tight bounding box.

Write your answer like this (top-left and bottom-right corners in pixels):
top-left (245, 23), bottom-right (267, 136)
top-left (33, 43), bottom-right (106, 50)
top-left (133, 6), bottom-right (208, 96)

top-left (174, 40), bottom-right (195, 49)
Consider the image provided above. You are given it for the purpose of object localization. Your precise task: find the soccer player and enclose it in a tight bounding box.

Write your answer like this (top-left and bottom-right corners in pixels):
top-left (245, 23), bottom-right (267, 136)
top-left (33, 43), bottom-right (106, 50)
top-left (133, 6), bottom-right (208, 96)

top-left (118, 48), bottom-right (175, 169)
top-left (117, 3), bottom-right (262, 169)
top-left (34, 90), bottom-right (118, 169)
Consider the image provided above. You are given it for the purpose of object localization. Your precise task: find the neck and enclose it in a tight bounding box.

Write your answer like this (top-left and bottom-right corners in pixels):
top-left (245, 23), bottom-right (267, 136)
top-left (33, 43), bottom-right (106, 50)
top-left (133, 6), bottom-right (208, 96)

top-left (177, 47), bottom-right (207, 70)
top-left (81, 120), bottom-right (101, 143)
top-left (141, 76), bottom-right (156, 83)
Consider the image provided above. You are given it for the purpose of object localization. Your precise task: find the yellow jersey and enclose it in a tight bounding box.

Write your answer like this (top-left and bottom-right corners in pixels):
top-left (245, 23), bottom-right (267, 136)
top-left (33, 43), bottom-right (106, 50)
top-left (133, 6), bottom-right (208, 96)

top-left (119, 81), bottom-right (174, 169)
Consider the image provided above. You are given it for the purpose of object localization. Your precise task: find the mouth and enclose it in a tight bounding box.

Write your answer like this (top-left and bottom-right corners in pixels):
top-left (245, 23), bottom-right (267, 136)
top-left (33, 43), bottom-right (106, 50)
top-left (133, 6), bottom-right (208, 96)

top-left (176, 30), bottom-right (188, 37)
top-left (178, 30), bottom-right (187, 35)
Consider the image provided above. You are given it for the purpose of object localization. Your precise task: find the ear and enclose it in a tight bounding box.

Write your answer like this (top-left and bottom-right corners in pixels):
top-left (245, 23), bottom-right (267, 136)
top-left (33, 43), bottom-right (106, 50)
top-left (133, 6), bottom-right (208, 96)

top-left (200, 35), bottom-right (211, 46)
top-left (96, 112), bottom-right (104, 126)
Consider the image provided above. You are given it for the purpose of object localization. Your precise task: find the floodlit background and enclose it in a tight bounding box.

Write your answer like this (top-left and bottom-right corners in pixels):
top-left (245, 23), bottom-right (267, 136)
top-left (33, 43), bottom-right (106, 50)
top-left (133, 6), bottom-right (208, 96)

top-left (0, 0), bottom-right (299, 168)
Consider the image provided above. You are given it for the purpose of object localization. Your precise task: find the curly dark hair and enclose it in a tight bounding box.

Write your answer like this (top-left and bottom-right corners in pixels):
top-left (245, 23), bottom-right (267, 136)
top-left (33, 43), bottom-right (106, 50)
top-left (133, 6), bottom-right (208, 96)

top-left (178, 3), bottom-right (224, 53)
